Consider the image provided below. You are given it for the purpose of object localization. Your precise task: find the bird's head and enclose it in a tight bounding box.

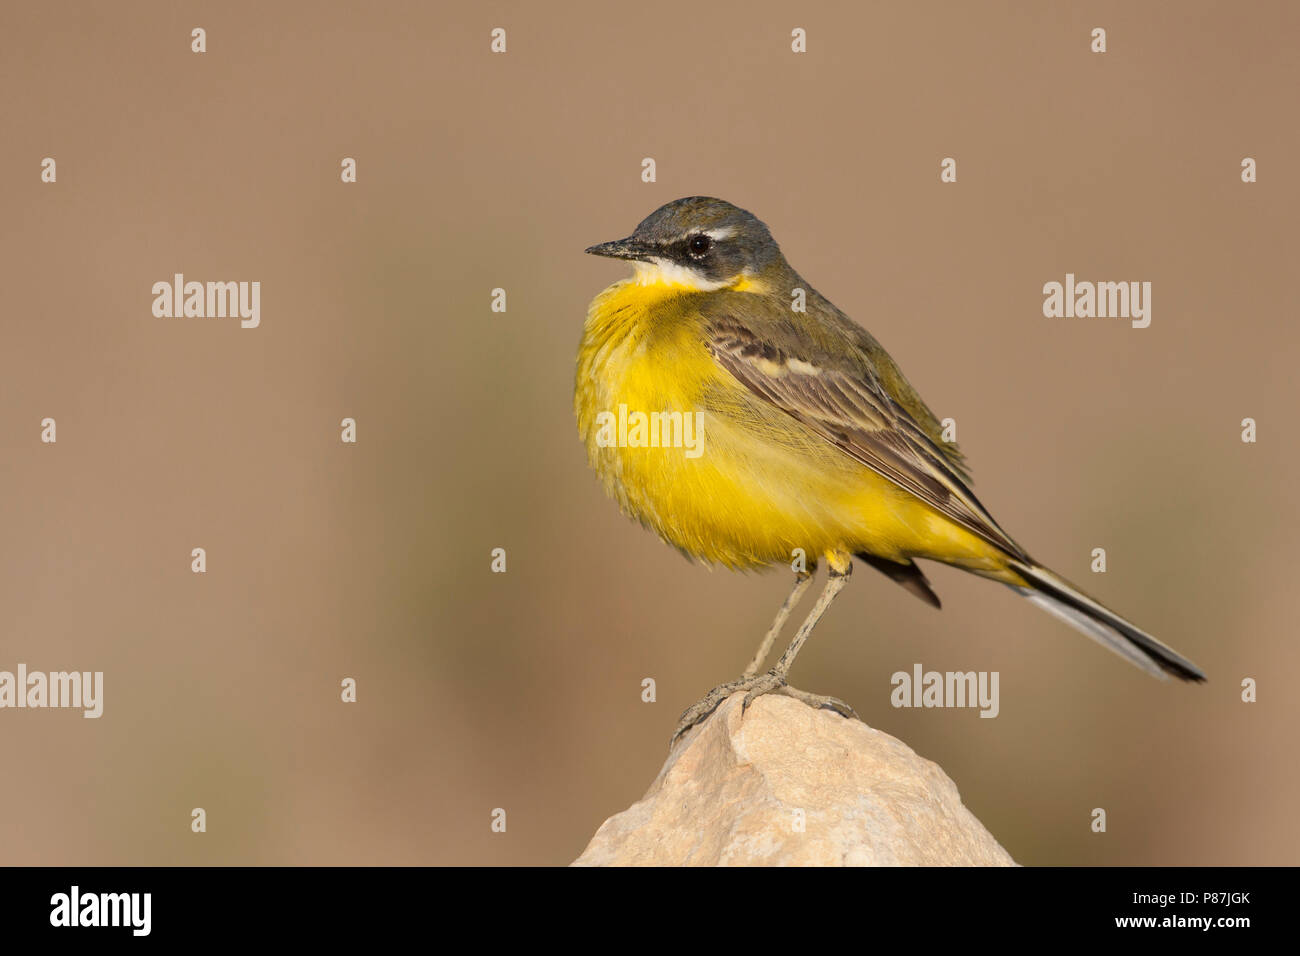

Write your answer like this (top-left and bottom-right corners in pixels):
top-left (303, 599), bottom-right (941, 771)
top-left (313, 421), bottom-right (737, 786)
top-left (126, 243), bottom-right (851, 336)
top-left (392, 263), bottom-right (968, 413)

top-left (585, 197), bottom-right (785, 293)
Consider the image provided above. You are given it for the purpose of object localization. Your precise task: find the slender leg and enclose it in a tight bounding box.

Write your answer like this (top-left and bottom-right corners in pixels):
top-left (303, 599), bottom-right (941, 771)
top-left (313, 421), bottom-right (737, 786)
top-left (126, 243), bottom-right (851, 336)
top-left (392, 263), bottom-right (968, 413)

top-left (742, 570), bottom-right (814, 678)
top-left (671, 555), bottom-right (857, 748)
top-left (772, 568), bottom-right (847, 679)
top-left (740, 564), bottom-right (854, 714)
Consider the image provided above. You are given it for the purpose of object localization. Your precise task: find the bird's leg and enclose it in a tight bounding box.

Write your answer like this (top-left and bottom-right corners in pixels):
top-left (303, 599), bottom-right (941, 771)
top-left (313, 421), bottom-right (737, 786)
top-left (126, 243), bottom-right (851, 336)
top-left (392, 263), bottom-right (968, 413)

top-left (771, 565), bottom-right (848, 677)
top-left (671, 554), bottom-right (857, 749)
top-left (742, 560), bottom-right (856, 717)
top-left (741, 569), bottom-right (814, 678)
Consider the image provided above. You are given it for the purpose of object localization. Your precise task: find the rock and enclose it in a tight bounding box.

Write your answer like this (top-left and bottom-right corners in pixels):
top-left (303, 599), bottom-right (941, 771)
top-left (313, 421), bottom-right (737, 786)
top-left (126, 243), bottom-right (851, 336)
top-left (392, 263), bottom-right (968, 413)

top-left (573, 691), bottom-right (1015, 866)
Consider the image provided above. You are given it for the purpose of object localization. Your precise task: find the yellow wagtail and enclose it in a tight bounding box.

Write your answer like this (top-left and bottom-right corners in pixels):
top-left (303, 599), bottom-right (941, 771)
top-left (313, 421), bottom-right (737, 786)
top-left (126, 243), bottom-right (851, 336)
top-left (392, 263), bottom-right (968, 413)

top-left (575, 197), bottom-right (1205, 744)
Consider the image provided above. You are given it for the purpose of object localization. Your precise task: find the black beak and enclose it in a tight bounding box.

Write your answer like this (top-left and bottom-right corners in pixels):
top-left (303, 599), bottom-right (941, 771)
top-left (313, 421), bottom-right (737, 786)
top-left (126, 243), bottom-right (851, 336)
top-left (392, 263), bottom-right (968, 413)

top-left (584, 236), bottom-right (656, 261)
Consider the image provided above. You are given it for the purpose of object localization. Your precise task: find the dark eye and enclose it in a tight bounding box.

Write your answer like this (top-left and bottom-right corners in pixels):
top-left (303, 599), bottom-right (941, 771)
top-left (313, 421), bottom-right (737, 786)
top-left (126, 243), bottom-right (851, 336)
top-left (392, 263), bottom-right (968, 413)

top-left (687, 234), bottom-right (712, 256)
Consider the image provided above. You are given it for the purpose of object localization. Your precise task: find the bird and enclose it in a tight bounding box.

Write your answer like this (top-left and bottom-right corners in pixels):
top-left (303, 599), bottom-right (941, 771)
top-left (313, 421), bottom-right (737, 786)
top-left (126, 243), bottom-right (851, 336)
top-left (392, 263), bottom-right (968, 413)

top-left (574, 196), bottom-right (1205, 746)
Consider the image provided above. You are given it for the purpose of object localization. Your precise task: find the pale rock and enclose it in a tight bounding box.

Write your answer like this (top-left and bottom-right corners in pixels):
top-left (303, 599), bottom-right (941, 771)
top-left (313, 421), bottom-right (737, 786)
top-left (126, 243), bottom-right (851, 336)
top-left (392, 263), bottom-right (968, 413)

top-left (573, 692), bottom-right (1015, 866)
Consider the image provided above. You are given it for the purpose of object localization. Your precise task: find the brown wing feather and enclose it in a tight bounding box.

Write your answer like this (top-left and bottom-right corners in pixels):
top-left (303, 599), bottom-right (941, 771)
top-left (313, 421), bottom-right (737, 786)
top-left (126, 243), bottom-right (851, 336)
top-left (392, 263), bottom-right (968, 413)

top-left (707, 315), bottom-right (1026, 561)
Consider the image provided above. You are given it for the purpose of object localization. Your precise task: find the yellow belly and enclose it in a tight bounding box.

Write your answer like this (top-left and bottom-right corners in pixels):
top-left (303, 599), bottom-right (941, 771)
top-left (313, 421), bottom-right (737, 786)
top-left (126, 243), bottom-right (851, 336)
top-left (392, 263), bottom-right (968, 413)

top-left (574, 279), bottom-right (1007, 573)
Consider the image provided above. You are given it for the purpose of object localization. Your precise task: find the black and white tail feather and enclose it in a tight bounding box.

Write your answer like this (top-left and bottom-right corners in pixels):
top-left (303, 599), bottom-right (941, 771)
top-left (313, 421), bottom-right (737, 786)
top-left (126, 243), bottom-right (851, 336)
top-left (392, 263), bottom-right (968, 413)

top-left (1007, 559), bottom-right (1205, 682)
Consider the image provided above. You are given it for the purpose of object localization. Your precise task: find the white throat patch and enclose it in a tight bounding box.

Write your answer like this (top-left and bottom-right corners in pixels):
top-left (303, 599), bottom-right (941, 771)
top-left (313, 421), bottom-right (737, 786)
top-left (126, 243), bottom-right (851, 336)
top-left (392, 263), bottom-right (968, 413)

top-left (633, 259), bottom-right (729, 292)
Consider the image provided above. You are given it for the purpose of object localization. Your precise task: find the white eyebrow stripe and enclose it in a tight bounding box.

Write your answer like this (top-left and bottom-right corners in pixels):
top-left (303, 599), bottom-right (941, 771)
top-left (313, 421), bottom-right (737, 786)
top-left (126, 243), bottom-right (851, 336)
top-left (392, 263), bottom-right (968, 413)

top-left (702, 226), bottom-right (736, 241)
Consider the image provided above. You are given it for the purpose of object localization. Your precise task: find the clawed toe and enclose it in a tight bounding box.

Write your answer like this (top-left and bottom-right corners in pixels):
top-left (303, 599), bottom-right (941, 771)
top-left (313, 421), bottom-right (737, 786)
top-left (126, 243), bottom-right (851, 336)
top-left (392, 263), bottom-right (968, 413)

top-left (670, 671), bottom-right (856, 749)
top-left (670, 677), bottom-right (754, 748)
top-left (776, 686), bottom-right (858, 720)
top-left (740, 671), bottom-right (786, 712)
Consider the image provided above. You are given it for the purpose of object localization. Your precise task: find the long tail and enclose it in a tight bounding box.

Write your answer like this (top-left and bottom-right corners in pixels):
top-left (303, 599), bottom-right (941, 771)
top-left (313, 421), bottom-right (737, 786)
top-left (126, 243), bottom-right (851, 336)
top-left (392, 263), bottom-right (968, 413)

top-left (1007, 559), bottom-right (1206, 682)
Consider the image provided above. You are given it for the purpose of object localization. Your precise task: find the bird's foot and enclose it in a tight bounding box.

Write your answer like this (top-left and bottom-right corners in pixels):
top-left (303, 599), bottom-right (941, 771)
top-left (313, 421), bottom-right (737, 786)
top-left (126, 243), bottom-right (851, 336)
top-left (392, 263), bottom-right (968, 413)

top-left (671, 675), bottom-right (773, 747)
top-left (670, 671), bottom-right (858, 749)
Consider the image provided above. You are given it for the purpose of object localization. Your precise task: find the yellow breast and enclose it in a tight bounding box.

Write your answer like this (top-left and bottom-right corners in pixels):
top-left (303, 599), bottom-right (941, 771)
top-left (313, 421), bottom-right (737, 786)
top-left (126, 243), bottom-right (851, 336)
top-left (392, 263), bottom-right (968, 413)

top-left (574, 278), bottom-right (1005, 573)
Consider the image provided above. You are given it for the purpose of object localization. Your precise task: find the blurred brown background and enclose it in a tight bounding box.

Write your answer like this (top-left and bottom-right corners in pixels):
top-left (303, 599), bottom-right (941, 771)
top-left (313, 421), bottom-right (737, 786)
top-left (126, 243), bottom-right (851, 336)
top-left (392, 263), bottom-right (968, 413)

top-left (2, 1), bottom-right (1296, 866)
